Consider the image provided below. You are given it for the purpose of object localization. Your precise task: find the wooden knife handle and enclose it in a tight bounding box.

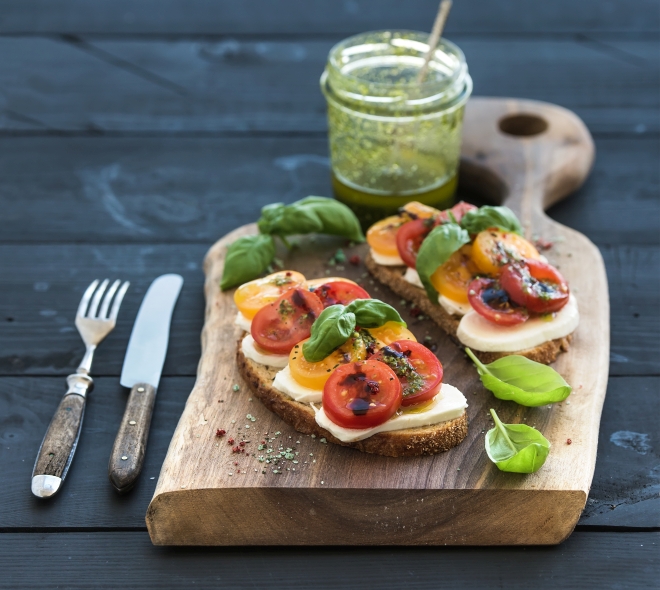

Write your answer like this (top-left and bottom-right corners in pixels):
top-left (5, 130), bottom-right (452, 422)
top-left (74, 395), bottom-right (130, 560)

top-left (31, 373), bottom-right (93, 498)
top-left (108, 383), bottom-right (157, 494)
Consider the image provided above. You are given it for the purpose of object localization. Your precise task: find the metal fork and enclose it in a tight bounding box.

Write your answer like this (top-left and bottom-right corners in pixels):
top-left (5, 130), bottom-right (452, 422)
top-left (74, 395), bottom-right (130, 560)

top-left (31, 279), bottom-right (130, 498)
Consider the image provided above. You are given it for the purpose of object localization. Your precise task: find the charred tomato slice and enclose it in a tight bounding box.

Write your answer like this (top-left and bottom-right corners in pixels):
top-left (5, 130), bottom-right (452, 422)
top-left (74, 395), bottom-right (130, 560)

top-left (322, 360), bottom-right (402, 429)
top-left (372, 340), bottom-right (443, 407)
top-left (467, 277), bottom-right (529, 326)
top-left (251, 287), bottom-right (323, 354)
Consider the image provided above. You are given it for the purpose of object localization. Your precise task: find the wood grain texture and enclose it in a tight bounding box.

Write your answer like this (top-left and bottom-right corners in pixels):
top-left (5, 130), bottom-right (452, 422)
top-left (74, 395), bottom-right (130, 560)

top-left (32, 392), bottom-right (85, 478)
top-left (1, 531), bottom-right (658, 590)
top-left (1, 0), bottom-right (657, 35)
top-left (1, 36), bottom-right (657, 134)
top-left (145, 98), bottom-right (609, 545)
top-left (109, 383), bottom-right (157, 493)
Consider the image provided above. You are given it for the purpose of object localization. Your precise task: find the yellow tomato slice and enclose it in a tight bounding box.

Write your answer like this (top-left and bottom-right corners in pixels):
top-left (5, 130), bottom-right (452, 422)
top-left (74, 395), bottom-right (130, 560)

top-left (234, 270), bottom-right (306, 319)
top-left (367, 321), bottom-right (417, 348)
top-left (305, 277), bottom-right (357, 289)
top-left (289, 335), bottom-right (367, 390)
top-left (430, 245), bottom-right (479, 303)
top-left (402, 201), bottom-right (441, 219)
top-left (366, 215), bottom-right (405, 257)
top-left (471, 229), bottom-right (541, 276)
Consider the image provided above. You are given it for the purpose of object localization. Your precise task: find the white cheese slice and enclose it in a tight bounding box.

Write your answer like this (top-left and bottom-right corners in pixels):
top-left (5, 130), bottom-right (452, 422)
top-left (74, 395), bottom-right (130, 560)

top-left (457, 294), bottom-right (579, 352)
top-left (241, 335), bottom-right (289, 368)
top-left (272, 365), bottom-right (323, 403)
top-left (370, 249), bottom-right (404, 266)
top-left (403, 267), bottom-right (424, 289)
top-left (235, 311), bottom-right (252, 332)
top-left (313, 383), bottom-right (467, 442)
top-left (438, 294), bottom-right (472, 317)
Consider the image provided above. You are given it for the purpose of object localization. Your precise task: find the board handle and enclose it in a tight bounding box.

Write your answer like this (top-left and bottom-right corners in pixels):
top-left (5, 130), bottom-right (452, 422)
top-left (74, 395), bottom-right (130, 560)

top-left (459, 97), bottom-right (595, 227)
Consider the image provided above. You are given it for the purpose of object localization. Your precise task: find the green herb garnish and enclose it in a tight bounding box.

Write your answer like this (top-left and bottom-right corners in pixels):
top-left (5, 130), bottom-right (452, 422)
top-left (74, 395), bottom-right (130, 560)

top-left (466, 348), bottom-right (571, 407)
top-left (485, 409), bottom-right (550, 473)
top-left (416, 223), bottom-right (471, 300)
top-left (221, 196), bottom-right (364, 290)
top-left (459, 205), bottom-right (523, 235)
top-left (302, 300), bottom-right (405, 362)
top-left (377, 346), bottom-right (425, 396)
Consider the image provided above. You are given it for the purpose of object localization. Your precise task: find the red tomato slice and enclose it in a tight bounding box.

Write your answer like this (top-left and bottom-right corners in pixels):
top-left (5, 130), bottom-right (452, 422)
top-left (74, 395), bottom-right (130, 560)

top-left (371, 340), bottom-right (443, 407)
top-left (396, 218), bottom-right (434, 268)
top-left (436, 201), bottom-right (478, 225)
top-left (467, 277), bottom-right (529, 326)
top-left (311, 280), bottom-right (370, 308)
top-left (251, 288), bottom-right (324, 354)
top-left (323, 360), bottom-right (402, 429)
top-left (500, 259), bottom-right (570, 314)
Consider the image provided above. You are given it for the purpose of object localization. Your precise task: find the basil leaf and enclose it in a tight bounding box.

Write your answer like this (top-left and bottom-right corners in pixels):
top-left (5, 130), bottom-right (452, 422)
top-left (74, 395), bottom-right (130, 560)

top-left (220, 234), bottom-right (275, 290)
top-left (346, 299), bottom-right (406, 328)
top-left (416, 223), bottom-right (471, 300)
top-left (459, 205), bottom-right (522, 235)
top-left (257, 196), bottom-right (364, 242)
top-left (302, 305), bottom-right (356, 362)
top-left (485, 409), bottom-right (550, 473)
top-left (466, 348), bottom-right (571, 407)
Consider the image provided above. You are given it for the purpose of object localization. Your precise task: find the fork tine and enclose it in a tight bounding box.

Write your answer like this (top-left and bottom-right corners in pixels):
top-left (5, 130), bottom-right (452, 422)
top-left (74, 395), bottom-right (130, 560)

top-left (99, 279), bottom-right (121, 319)
top-left (88, 279), bottom-right (109, 318)
top-left (77, 279), bottom-right (100, 318)
top-left (109, 281), bottom-right (130, 321)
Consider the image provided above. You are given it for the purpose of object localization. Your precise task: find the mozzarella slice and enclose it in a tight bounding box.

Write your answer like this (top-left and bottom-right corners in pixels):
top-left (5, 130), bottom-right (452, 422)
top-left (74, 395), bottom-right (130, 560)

top-left (403, 267), bottom-right (424, 289)
top-left (438, 294), bottom-right (472, 317)
top-left (272, 365), bottom-right (323, 403)
top-left (241, 334), bottom-right (289, 368)
top-left (313, 384), bottom-right (467, 442)
top-left (457, 294), bottom-right (579, 352)
top-left (370, 249), bottom-right (404, 266)
top-left (235, 311), bottom-right (252, 332)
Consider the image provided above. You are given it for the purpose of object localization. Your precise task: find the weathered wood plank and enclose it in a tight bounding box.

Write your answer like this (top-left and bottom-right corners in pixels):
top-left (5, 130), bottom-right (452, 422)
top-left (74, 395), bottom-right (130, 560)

top-left (0, 37), bottom-right (657, 133)
top-left (0, 137), bottom-right (656, 245)
top-left (0, 531), bottom-right (657, 589)
top-left (0, 244), bottom-right (656, 377)
top-left (0, 377), bottom-right (193, 529)
top-left (0, 0), bottom-right (658, 35)
top-left (0, 374), bottom-right (657, 529)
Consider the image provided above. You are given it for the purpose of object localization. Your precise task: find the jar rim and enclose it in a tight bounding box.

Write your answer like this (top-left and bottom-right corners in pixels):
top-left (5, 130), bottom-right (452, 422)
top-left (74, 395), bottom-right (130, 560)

top-left (326, 29), bottom-right (468, 107)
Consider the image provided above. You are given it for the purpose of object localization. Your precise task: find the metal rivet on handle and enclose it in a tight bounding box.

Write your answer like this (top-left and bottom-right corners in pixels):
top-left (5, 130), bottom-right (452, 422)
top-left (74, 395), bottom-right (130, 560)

top-left (137, 387), bottom-right (145, 393)
top-left (129, 420), bottom-right (136, 425)
top-left (121, 456), bottom-right (128, 461)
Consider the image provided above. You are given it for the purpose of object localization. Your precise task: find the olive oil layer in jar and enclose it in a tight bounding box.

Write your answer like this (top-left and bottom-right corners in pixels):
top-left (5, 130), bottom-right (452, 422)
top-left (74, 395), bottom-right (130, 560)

top-left (321, 30), bottom-right (473, 227)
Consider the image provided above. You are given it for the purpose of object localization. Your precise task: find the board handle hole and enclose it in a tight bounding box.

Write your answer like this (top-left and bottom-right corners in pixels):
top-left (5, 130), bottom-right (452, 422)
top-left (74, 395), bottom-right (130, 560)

top-left (499, 114), bottom-right (548, 137)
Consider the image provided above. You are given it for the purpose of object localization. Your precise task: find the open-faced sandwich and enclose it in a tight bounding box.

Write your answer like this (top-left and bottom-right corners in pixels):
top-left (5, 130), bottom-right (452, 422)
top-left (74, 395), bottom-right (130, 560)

top-left (233, 271), bottom-right (468, 456)
top-left (364, 202), bottom-right (579, 364)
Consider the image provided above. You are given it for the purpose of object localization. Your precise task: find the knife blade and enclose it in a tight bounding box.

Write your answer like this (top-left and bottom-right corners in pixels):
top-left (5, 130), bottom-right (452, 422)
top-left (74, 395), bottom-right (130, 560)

top-left (108, 274), bottom-right (183, 493)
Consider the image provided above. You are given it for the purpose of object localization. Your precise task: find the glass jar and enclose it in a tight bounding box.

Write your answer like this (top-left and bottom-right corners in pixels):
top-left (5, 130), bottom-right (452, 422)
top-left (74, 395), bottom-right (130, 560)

top-left (321, 30), bottom-right (472, 227)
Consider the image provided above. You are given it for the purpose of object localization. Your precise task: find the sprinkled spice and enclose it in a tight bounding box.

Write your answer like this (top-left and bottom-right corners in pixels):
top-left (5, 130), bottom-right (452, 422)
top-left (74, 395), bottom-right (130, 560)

top-left (227, 438), bottom-right (235, 445)
top-left (409, 307), bottom-right (422, 318)
top-left (567, 438), bottom-right (573, 445)
top-left (215, 429), bottom-right (226, 437)
top-left (232, 384), bottom-right (240, 392)
top-left (349, 254), bottom-right (361, 266)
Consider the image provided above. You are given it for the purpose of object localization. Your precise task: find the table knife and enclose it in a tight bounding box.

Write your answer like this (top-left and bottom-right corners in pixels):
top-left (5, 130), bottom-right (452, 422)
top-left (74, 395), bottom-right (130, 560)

top-left (108, 274), bottom-right (183, 494)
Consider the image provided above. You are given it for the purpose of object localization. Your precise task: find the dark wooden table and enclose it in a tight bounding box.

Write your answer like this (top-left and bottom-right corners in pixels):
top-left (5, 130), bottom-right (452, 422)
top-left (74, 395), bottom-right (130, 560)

top-left (1, 1), bottom-right (658, 588)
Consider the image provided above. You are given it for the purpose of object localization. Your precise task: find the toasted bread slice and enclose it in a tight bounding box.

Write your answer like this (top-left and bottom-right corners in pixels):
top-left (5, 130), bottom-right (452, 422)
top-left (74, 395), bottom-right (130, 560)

top-left (236, 343), bottom-right (468, 457)
top-left (365, 253), bottom-right (572, 365)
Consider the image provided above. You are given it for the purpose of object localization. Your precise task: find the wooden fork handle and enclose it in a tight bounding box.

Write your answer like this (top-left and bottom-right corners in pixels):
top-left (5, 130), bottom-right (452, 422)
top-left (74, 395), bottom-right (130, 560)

top-left (108, 383), bottom-right (157, 494)
top-left (31, 373), bottom-right (94, 498)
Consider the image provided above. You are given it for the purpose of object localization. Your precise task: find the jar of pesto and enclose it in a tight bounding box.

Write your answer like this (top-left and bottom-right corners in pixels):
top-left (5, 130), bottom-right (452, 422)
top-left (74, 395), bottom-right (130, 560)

top-left (321, 30), bottom-right (472, 227)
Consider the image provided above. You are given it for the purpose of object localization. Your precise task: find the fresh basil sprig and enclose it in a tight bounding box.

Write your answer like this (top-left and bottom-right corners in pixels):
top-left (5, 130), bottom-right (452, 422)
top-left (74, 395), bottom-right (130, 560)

top-left (221, 196), bottom-right (364, 290)
top-left (345, 299), bottom-right (405, 328)
top-left (257, 196), bottom-right (364, 242)
top-left (485, 409), bottom-right (550, 473)
top-left (459, 205), bottom-right (522, 235)
top-left (302, 299), bottom-right (405, 362)
top-left (220, 234), bottom-right (276, 290)
top-left (415, 223), bottom-right (471, 300)
top-left (466, 348), bottom-right (571, 407)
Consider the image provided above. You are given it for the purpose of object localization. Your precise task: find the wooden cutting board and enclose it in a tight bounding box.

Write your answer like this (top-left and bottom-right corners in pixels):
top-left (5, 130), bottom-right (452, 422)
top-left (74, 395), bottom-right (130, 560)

top-left (146, 97), bottom-right (608, 546)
